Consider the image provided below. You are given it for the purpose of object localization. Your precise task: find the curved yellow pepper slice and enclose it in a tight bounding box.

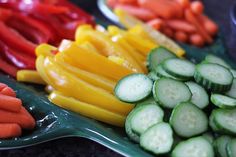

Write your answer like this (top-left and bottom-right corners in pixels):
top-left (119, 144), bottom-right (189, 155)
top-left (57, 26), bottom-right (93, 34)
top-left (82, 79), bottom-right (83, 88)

top-left (49, 91), bottom-right (126, 127)
top-left (17, 70), bottom-right (46, 85)
top-left (43, 57), bottom-right (134, 115)
top-left (54, 53), bottom-right (116, 93)
top-left (35, 44), bottom-right (57, 57)
top-left (61, 42), bottom-right (134, 81)
top-left (75, 26), bottom-right (143, 73)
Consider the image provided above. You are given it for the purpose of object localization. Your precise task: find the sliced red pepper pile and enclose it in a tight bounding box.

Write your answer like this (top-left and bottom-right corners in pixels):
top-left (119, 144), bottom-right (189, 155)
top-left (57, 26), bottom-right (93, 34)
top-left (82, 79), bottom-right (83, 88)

top-left (0, 0), bottom-right (94, 77)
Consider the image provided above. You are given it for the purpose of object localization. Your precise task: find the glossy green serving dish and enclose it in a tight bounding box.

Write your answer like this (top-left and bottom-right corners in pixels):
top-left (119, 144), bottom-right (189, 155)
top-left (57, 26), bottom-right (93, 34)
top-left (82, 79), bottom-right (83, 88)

top-left (0, 1), bottom-right (235, 156)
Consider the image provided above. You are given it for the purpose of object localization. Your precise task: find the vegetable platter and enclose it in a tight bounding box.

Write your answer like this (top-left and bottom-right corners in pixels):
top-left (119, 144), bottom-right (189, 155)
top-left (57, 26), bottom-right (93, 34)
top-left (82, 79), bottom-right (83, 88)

top-left (0, 0), bottom-right (236, 157)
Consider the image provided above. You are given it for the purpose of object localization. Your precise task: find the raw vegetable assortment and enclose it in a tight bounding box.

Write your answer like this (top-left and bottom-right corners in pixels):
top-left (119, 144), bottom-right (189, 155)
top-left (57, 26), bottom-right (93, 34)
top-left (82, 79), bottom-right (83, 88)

top-left (0, 0), bottom-right (94, 77)
top-left (108, 0), bottom-right (218, 47)
top-left (17, 23), bottom-right (185, 127)
top-left (0, 83), bottom-right (35, 139)
top-left (115, 47), bottom-right (236, 156)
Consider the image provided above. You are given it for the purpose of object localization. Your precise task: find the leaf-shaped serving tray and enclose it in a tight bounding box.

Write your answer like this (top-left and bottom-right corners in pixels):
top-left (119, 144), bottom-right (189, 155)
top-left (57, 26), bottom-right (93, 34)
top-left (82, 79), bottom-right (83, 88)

top-left (0, 1), bottom-right (235, 156)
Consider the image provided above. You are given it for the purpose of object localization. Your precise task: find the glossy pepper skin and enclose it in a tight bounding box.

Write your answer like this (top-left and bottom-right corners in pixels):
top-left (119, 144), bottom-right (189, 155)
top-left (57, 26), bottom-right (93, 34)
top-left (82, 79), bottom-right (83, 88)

top-left (0, 0), bottom-right (94, 77)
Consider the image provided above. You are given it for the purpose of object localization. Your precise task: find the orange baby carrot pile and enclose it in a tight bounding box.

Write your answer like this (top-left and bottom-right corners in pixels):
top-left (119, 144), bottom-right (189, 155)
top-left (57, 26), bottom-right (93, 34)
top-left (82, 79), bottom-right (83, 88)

top-left (0, 83), bottom-right (35, 139)
top-left (108, 0), bottom-right (218, 47)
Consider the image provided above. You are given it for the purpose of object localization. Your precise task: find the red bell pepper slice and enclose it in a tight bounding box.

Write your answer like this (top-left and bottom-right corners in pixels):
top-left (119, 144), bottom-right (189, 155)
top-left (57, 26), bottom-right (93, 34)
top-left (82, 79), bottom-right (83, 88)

top-left (0, 21), bottom-right (36, 56)
top-left (0, 56), bottom-right (18, 77)
top-left (0, 40), bottom-right (35, 69)
top-left (6, 12), bottom-right (54, 44)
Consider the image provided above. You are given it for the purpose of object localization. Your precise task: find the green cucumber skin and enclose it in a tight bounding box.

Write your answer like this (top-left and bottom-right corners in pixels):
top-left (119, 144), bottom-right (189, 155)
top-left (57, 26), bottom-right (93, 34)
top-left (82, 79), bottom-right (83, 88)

top-left (163, 59), bottom-right (195, 80)
top-left (214, 135), bottom-right (231, 157)
top-left (210, 94), bottom-right (236, 109)
top-left (194, 64), bottom-right (233, 93)
top-left (213, 109), bottom-right (236, 135)
top-left (114, 73), bottom-right (153, 103)
top-left (226, 139), bottom-right (236, 157)
top-left (147, 46), bottom-right (176, 71)
top-left (125, 108), bottom-right (140, 143)
top-left (153, 78), bottom-right (192, 109)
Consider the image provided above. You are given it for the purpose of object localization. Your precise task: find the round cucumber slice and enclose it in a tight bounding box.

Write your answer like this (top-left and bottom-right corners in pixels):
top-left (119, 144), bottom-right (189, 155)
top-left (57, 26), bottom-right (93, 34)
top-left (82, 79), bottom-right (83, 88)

top-left (130, 104), bottom-right (164, 135)
top-left (214, 135), bottom-right (231, 157)
top-left (114, 74), bottom-right (153, 103)
top-left (170, 102), bottom-right (208, 138)
top-left (163, 58), bottom-right (195, 79)
top-left (172, 136), bottom-right (214, 157)
top-left (153, 78), bottom-right (192, 109)
top-left (214, 108), bottom-right (236, 134)
top-left (194, 63), bottom-right (233, 92)
top-left (226, 79), bottom-right (236, 99)
top-left (205, 54), bottom-right (231, 68)
top-left (140, 122), bottom-right (173, 155)
top-left (147, 47), bottom-right (176, 71)
top-left (227, 139), bottom-right (236, 157)
top-left (186, 81), bottom-right (209, 109)
top-left (211, 94), bottom-right (236, 109)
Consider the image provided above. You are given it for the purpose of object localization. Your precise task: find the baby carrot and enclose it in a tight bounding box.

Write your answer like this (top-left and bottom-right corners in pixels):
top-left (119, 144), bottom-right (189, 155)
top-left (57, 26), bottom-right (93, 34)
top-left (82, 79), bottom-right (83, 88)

top-left (119, 0), bottom-right (137, 5)
top-left (198, 15), bottom-right (218, 36)
top-left (190, 1), bottom-right (204, 15)
top-left (175, 0), bottom-right (190, 8)
top-left (115, 4), bottom-right (156, 21)
top-left (185, 9), bottom-right (213, 44)
top-left (166, 19), bottom-right (196, 33)
top-left (190, 33), bottom-right (205, 47)
top-left (138, 0), bottom-right (175, 19)
top-left (0, 83), bottom-right (7, 91)
top-left (0, 107), bottom-right (35, 129)
top-left (162, 27), bottom-right (174, 38)
top-left (0, 86), bottom-right (16, 97)
top-left (146, 18), bottom-right (164, 30)
top-left (0, 123), bottom-right (22, 139)
top-left (0, 94), bottom-right (21, 112)
top-left (175, 31), bottom-right (188, 43)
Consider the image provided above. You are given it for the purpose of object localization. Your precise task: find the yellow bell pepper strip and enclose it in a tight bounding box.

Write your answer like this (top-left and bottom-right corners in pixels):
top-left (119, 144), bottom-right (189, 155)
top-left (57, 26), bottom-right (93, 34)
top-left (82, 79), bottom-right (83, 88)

top-left (61, 42), bottom-right (135, 81)
top-left (58, 39), bottom-right (73, 52)
top-left (128, 25), bottom-right (154, 42)
top-left (79, 41), bottom-right (100, 54)
top-left (43, 57), bottom-right (134, 115)
top-left (35, 44), bottom-right (57, 57)
top-left (54, 53), bottom-right (116, 93)
top-left (16, 70), bottom-right (46, 85)
top-left (36, 55), bottom-right (55, 86)
top-left (49, 91), bottom-right (126, 127)
top-left (107, 26), bottom-right (156, 56)
top-left (75, 26), bottom-right (143, 72)
top-left (108, 55), bottom-right (125, 65)
top-left (114, 8), bottom-right (185, 57)
top-left (111, 35), bottom-right (147, 73)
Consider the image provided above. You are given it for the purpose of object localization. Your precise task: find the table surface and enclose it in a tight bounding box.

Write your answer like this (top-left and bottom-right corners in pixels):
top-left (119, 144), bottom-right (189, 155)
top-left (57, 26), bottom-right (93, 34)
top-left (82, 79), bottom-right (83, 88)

top-left (1, 0), bottom-right (235, 156)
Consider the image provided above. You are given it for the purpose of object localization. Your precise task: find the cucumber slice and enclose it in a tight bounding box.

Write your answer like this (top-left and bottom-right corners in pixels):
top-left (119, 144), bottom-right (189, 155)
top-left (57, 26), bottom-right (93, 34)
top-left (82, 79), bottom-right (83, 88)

top-left (171, 136), bottom-right (214, 157)
top-left (211, 94), bottom-right (236, 109)
top-left (227, 139), bottom-right (236, 157)
top-left (186, 81), bottom-right (209, 109)
top-left (226, 79), bottom-right (236, 99)
top-left (230, 69), bottom-right (236, 78)
top-left (114, 74), bottom-right (153, 103)
top-left (125, 107), bottom-right (140, 143)
top-left (163, 58), bottom-right (195, 80)
top-left (194, 63), bottom-right (233, 92)
top-left (130, 103), bottom-right (164, 135)
top-left (140, 122), bottom-right (173, 155)
top-left (153, 78), bottom-right (192, 108)
top-left (155, 64), bottom-right (187, 81)
top-left (147, 47), bottom-right (176, 71)
top-left (205, 54), bottom-right (231, 68)
top-left (202, 133), bottom-right (214, 145)
top-left (170, 102), bottom-right (208, 138)
top-left (214, 135), bottom-right (231, 157)
top-left (147, 71), bottom-right (160, 81)
top-left (209, 112), bottom-right (220, 132)
top-left (214, 108), bottom-right (236, 134)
